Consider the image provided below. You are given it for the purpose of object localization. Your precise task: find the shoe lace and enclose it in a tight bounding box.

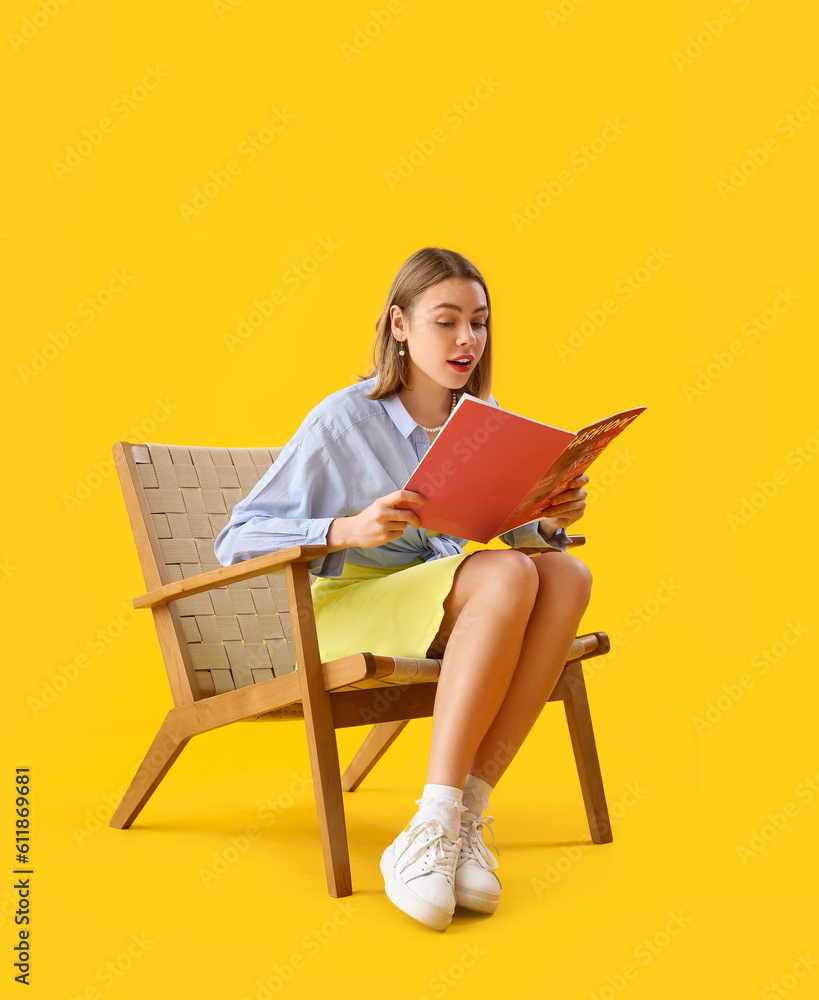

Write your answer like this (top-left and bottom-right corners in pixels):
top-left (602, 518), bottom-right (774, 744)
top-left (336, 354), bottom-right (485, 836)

top-left (458, 813), bottom-right (500, 872)
top-left (397, 817), bottom-right (462, 880)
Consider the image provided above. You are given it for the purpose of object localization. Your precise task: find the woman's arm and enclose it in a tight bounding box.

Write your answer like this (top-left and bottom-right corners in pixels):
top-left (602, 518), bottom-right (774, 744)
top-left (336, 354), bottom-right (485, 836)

top-left (326, 488), bottom-right (428, 553)
top-left (214, 420), bottom-right (350, 577)
top-left (325, 517), bottom-right (350, 554)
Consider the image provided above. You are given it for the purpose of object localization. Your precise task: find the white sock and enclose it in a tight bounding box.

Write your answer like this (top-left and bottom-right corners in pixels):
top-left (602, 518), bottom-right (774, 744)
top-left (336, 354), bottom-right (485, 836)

top-left (412, 783), bottom-right (465, 833)
top-left (462, 773), bottom-right (493, 819)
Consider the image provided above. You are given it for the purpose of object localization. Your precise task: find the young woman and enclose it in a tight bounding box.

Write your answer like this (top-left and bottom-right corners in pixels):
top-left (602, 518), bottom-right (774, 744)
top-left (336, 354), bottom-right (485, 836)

top-left (214, 247), bottom-right (591, 931)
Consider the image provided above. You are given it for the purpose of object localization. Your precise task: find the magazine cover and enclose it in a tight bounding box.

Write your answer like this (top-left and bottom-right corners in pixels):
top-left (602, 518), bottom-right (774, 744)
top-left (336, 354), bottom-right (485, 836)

top-left (398, 396), bottom-right (647, 540)
top-left (4, 3), bottom-right (815, 998)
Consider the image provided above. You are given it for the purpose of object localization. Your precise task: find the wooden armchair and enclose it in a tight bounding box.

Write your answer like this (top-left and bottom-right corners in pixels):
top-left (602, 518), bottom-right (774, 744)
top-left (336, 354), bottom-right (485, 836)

top-left (109, 440), bottom-right (613, 898)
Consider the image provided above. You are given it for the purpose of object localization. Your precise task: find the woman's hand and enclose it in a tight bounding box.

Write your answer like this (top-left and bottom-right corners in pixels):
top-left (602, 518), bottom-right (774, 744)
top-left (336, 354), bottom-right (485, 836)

top-left (330, 489), bottom-right (428, 550)
top-left (540, 474), bottom-right (589, 531)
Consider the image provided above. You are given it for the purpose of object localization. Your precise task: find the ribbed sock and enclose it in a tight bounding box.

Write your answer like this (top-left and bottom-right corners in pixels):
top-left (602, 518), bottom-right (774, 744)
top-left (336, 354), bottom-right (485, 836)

top-left (462, 773), bottom-right (493, 820)
top-left (412, 783), bottom-right (466, 833)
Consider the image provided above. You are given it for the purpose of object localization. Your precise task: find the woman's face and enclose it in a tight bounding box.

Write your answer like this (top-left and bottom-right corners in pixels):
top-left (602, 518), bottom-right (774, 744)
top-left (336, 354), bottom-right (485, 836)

top-left (390, 277), bottom-right (489, 390)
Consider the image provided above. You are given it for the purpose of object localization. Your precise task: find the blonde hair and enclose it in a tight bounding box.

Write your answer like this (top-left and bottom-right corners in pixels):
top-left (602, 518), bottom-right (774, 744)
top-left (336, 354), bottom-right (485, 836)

top-left (357, 247), bottom-right (493, 401)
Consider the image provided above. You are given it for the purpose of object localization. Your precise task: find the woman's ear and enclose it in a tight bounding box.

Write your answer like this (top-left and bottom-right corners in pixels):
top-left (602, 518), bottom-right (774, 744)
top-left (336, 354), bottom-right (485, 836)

top-left (389, 303), bottom-right (404, 336)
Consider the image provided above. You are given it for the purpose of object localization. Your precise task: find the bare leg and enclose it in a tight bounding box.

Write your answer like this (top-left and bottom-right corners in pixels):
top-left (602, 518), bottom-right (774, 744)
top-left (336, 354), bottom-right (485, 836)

top-left (423, 549), bottom-right (539, 788)
top-left (424, 550), bottom-right (593, 789)
top-left (467, 552), bottom-right (593, 786)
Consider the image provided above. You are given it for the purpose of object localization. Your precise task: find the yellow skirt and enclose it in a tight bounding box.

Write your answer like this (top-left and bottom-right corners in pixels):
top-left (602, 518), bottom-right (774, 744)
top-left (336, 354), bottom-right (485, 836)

top-left (309, 551), bottom-right (477, 664)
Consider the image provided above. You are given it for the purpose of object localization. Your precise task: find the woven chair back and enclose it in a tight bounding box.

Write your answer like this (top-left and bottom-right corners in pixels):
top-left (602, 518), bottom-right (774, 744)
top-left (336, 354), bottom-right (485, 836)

top-left (134, 442), bottom-right (315, 698)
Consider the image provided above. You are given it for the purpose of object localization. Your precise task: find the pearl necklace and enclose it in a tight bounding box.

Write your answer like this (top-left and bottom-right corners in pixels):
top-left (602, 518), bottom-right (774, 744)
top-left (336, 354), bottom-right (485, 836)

top-left (418, 391), bottom-right (459, 433)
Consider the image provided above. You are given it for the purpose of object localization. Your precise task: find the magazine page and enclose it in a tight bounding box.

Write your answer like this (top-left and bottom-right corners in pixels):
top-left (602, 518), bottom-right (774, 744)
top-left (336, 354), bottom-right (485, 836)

top-left (397, 395), bottom-right (576, 543)
top-left (495, 405), bottom-right (647, 535)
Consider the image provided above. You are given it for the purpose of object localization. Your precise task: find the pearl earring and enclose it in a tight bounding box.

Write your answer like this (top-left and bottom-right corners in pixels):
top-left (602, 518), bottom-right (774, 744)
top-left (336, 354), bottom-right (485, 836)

top-left (398, 340), bottom-right (405, 356)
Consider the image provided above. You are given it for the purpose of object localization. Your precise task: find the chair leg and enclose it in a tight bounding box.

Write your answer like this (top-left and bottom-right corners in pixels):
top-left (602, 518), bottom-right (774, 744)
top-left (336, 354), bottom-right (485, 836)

top-left (285, 562), bottom-right (352, 896)
top-left (562, 661), bottom-right (613, 844)
top-left (304, 724), bottom-right (352, 897)
top-left (342, 720), bottom-right (410, 792)
top-left (302, 701), bottom-right (352, 897)
top-left (110, 713), bottom-right (191, 829)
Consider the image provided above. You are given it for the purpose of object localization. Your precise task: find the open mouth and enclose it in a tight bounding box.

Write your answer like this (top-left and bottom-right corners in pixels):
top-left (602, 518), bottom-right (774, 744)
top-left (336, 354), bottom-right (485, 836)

top-left (447, 358), bottom-right (473, 371)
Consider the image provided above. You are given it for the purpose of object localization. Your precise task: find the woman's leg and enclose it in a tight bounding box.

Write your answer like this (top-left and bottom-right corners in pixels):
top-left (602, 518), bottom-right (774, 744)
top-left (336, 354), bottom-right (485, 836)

top-left (424, 550), bottom-right (593, 789)
top-left (423, 549), bottom-right (540, 788)
top-left (466, 551), bottom-right (593, 786)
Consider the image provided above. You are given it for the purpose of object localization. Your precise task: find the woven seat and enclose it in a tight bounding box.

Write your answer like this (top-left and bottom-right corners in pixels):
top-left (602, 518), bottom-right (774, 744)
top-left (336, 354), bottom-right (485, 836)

top-left (109, 440), bottom-right (614, 897)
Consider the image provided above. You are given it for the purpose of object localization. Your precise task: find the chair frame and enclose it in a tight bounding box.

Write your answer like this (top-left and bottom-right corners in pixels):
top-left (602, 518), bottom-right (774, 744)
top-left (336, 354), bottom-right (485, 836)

top-left (109, 440), bottom-right (613, 898)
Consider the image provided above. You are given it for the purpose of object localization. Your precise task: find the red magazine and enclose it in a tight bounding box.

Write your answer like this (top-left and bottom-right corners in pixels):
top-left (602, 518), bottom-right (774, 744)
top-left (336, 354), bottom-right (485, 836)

top-left (395, 394), bottom-right (647, 543)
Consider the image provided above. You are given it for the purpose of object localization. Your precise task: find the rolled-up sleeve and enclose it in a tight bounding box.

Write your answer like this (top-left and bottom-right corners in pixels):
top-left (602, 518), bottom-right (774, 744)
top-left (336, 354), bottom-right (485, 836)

top-left (498, 521), bottom-right (570, 553)
top-left (214, 419), bottom-right (349, 577)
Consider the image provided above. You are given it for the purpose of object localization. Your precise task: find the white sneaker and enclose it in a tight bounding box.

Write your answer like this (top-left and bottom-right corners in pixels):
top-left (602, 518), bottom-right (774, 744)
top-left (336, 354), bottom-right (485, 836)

top-left (454, 811), bottom-right (501, 913)
top-left (380, 816), bottom-right (462, 931)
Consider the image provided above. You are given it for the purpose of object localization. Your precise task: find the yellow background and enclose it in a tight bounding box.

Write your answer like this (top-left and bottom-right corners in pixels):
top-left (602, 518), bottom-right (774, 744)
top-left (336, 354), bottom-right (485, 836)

top-left (3, 0), bottom-right (817, 997)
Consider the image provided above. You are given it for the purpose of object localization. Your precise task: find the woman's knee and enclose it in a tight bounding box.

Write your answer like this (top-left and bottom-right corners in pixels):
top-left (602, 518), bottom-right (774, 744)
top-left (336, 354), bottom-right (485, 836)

top-left (532, 552), bottom-right (593, 600)
top-left (472, 547), bottom-right (540, 603)
top-left (447, 549), bottom-right (539, 620)
top-left (426, 550), bottom-right (538, 656)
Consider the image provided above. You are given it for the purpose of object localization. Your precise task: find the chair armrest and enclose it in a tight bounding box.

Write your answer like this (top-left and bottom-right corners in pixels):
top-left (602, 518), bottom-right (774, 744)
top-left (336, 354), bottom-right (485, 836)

top-left (133, 545), bottom-right (328, 609)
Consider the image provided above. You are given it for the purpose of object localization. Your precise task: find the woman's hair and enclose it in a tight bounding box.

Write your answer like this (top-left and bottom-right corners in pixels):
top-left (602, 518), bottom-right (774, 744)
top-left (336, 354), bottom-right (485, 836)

top-left (356, 246), bottom-right (493, 401)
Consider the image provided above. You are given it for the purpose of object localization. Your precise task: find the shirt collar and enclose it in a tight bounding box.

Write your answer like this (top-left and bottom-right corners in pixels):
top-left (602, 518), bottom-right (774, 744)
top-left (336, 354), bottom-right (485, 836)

top-left (380, 391), bottom-right (420, 440)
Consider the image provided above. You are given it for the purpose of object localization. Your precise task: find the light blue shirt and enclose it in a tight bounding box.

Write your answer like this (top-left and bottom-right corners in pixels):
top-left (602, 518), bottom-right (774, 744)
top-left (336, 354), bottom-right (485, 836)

top-left (214, 375), bottom-right (570, 577)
